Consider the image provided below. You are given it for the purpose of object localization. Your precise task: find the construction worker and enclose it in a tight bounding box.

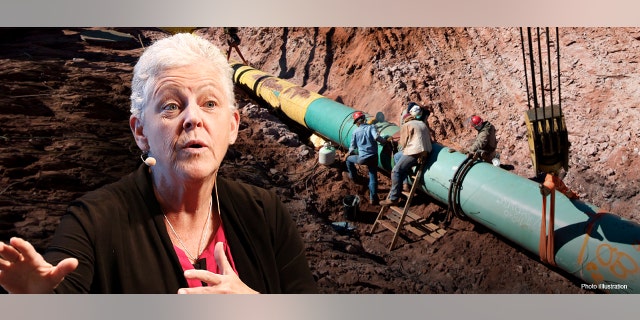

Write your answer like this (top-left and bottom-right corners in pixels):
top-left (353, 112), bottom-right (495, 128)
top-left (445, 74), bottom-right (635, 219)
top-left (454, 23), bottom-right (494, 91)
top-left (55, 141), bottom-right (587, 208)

top-left (467, 115), bottom-right (497, 163)
top-left (344, 111), bottom-right (387, 205)
top-left (398, 102), bottom-right (413, 125)
top-left (224, 27), bottom-right (248, 64)
top-left (396, 102), bottom-right (430, 191)
top-left (381, 104), bottom-right (432, 206)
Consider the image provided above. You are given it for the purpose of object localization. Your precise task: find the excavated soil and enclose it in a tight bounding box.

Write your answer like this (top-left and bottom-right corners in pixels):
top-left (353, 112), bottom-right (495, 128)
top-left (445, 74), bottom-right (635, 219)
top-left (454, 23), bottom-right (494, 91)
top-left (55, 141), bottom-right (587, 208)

top-left (1, 27), bottom-right (639, 294)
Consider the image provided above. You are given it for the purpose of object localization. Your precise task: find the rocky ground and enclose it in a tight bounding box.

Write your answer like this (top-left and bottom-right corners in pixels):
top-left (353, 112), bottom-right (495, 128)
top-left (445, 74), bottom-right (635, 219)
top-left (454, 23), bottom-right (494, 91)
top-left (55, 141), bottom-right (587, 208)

top-left (1, 27), bottom-right (639, 294)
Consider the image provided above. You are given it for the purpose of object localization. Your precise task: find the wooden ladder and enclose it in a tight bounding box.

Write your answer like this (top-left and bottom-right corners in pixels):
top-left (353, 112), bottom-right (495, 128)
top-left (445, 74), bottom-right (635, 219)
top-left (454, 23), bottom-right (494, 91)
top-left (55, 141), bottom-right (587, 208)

top-left (368, 161), bottom-right (446, 251)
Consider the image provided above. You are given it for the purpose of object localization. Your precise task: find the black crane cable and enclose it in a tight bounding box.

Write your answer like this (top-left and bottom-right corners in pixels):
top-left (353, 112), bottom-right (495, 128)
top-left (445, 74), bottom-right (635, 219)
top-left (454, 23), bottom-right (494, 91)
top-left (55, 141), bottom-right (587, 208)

top-left (337, 111), bottom-right (357, 153)
top-left (519, 28), bottom-right (532, 110)
top-left (537, 27), bottom-right (547, 113)
top-left (546, 27), bottom-right (555, 122)
top-left (556, 27), bottom-right (562, 112)
top-left (521, 27), bottom-right (564, 172)
top-left (446, 153), bottom-right (480, 224)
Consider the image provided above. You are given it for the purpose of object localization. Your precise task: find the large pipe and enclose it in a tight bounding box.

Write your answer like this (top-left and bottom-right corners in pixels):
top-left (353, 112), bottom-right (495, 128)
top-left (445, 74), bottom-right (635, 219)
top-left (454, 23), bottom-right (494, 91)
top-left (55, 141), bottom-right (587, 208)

top-left (231, 62), bottom-right (640, 293)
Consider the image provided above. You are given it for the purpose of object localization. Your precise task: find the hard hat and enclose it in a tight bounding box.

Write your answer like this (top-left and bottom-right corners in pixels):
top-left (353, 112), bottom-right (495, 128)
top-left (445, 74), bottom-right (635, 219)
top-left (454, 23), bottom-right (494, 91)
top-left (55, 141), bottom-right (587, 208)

top-left (409, 104), bottom-right (423, 118)
top-left (353, 111), bottom-right (365, 124)
top-left (470, 115), bottom-right (483, 128)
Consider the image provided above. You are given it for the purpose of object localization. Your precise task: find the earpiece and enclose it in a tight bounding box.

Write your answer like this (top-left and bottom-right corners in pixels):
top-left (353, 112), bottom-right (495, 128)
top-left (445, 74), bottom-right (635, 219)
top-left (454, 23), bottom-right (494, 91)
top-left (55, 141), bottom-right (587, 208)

top-left (141, 153), bottom-right (156, 166)
top-left (144, 156), bottom-right (157, 166)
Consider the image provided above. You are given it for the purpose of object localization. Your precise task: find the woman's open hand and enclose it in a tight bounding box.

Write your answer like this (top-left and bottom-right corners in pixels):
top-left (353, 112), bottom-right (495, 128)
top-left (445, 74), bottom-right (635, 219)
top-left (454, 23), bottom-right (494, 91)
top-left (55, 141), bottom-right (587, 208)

top-left (178, 242), bottom-right (258, 294)
top-left (0, 237), bottom-right (78, 294)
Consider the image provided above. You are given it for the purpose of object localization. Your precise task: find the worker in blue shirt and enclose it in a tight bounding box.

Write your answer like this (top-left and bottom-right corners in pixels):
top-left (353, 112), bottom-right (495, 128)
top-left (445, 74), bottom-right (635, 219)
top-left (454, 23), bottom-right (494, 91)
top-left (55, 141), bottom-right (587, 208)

top-left (344, 111), bottom-right (387, 205)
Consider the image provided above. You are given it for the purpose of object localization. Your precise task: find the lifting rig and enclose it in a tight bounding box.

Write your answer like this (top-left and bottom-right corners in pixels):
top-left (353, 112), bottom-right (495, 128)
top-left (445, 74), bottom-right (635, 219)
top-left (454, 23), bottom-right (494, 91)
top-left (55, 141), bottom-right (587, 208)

top-left (521, 27), bottom-right (570, 175)
top-left (520, 27), bottom-right (577, 266)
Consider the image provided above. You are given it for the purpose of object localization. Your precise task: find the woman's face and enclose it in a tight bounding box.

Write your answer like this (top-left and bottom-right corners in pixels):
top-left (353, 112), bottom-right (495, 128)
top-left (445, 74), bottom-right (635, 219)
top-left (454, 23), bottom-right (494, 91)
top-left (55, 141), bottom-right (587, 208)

top-left (131, 62), bottom-right (239, 182)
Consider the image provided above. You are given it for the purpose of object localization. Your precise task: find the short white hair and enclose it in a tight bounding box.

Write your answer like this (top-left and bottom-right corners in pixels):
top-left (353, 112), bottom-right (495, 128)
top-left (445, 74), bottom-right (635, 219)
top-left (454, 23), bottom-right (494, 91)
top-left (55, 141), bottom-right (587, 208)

top-left (130, 33), bottom-right (236, 120)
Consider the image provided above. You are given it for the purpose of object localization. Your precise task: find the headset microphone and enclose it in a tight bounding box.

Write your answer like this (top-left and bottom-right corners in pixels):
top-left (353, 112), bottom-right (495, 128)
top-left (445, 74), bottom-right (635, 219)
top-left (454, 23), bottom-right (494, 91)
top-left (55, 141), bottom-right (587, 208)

top-left (141, 154), bottom-right (157, 166)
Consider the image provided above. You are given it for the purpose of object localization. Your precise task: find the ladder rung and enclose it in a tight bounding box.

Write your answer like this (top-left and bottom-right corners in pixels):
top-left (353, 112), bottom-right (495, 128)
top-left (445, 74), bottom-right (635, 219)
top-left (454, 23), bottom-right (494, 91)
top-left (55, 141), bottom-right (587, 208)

top-left (405, 224), bottom-right (427, 237)
top-left (379, 220), bottom-right (398, 233)
top-left (389, 205), bottom-right (405, 215)
top-left (374, 212), bottom-right (446, 247)
top-left (424, 223), bottom-right (440, 232)
top-left (428, 230), bottom-right (444, 239)
top-left (406, 211), bottom-right (421, 221)
top-left (423, 234), bottom-right (437, 244)
top-left (369, 162), bottom-right (447, 250)
top-left (381, 214), bottom-right (427, 238)
top-left (386, 210), bottom-right (402, 223)
top-left (388, 206), bottom-right (422, 222)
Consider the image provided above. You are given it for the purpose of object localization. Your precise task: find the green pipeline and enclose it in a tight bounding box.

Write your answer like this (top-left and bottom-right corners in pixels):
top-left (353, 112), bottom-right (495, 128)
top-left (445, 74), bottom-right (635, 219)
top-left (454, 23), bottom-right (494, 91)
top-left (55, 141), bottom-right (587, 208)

top-left (232, 62), bottom-right (640, 293)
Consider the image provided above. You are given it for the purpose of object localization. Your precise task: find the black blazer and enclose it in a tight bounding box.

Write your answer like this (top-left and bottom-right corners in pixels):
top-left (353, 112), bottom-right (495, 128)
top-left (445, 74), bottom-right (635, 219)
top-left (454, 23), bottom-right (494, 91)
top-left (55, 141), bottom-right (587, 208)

top-left (45, 164), bottom-right (317, 293)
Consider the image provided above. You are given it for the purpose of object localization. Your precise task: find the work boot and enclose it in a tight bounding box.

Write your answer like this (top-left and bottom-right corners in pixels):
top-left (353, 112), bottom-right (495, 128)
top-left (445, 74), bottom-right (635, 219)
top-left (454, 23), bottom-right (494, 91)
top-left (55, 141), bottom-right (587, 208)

top-left (403, 183), bottom-right (411, 192)
top-left (369, 193), bottom-right (379, 205)
top-left (379, 198), bottom-right (400, 206)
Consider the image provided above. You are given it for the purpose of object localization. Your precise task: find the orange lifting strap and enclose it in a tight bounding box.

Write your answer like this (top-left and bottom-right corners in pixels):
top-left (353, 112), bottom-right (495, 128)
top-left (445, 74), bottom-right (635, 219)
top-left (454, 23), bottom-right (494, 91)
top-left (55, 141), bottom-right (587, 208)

top-left (539, 174), bottom-right (556, 266)
top-left (539, 173), bottom-right (579, 266)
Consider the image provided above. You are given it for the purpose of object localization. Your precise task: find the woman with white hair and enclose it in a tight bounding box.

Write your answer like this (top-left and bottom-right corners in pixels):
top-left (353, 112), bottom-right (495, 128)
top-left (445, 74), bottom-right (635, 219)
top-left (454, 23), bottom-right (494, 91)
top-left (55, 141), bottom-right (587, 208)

top-left (0, 33), bottom-right (317, 294)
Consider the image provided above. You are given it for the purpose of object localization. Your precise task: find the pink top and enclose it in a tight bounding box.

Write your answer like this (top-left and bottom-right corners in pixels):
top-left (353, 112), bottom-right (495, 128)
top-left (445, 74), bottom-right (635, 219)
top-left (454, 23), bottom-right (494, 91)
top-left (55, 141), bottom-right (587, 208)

top-left (173, 224), bottom-right (238, 288)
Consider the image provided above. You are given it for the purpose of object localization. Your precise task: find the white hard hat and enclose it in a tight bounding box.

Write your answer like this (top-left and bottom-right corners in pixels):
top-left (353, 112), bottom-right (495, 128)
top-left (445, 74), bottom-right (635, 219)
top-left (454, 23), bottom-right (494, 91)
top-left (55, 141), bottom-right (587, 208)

top-left (409, 104), bottom-right (422, 118)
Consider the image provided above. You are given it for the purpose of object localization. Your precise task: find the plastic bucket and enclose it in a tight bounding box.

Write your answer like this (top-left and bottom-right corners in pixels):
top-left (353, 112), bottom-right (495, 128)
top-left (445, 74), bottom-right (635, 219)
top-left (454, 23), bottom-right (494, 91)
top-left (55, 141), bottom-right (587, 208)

top-left (343, 195), bottom-right (360, 220)
top-left (318, 144), bottom-right (336, 166)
